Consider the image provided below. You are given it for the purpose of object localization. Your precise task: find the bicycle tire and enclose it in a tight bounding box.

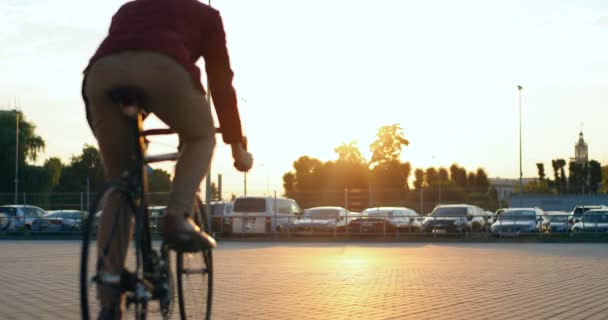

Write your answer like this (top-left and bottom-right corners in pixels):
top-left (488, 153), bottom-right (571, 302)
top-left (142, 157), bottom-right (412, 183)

top-left (80, 184), bottom-right (152, 320)
top-left (175, 198), bottom-right (214, 320)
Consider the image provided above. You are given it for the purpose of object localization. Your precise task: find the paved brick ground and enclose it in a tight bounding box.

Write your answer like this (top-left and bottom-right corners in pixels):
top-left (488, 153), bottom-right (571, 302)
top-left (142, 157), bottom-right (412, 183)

top-left (1, 241), bottom-right (608, 319)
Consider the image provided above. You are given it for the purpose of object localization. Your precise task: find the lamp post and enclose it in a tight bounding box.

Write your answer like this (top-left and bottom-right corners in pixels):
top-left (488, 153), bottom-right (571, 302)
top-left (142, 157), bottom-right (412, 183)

top-left (14, 111), bottom-right (19, 204)
top-left (517, 85), bottom-right (523, 206)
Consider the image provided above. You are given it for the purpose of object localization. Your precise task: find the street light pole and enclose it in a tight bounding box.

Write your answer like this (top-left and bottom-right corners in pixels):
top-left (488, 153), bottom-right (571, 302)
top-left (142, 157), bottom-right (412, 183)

top-left (14, 111), bottom-right (19, 204)
top-left (518, 85), bottom-right (523, 206)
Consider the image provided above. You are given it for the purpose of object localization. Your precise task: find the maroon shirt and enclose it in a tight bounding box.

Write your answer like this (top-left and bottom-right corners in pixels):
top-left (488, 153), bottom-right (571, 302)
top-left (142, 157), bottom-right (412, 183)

top-left (89, 0), bottom-right (243, 144)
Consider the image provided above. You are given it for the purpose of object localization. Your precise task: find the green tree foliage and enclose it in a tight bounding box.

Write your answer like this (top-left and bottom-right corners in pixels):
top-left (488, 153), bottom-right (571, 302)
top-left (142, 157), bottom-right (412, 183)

top-left (148, 168), bottom-right (171, 192)
top-left (54, 145), bottom-right (105, 192)
top-left (524, 179), bottom-right (551, 194)
top-left (536, 163), bottom-right (545, 181)
top-left (334, 141), bottom-right (366, 165)
top-left (589, 160), bottom-right (602, 193)
top-left (369, 124), bottom-right (409, 167)
top-left (602, 166), bottom-right (608, 193)
top-left (0, 110), bottom-right (45, 192)
top-left (413, 168), bottom-right (424, 190)
top-left (44, 157), bottom-right (63, 189)
top-left (449, 164), bottom-right (467, 189)
top-left (425, 167), bottom-right (439, 186)
top-left (568, 161), bottom-right (586, 194)
top-left (474, 168), bottom-right (490, 192)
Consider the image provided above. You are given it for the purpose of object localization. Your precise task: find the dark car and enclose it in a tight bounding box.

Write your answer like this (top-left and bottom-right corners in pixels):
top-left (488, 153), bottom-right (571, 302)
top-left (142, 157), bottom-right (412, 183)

top-left (347, 207), bottom-right (421, 234)
top-left (422, 204), bottom-right (486, 233)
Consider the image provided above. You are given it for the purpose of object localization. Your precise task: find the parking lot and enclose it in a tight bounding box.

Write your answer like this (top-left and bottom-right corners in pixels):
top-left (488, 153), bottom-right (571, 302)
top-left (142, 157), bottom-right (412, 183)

top-left (2, 241), bottom-right (608, 319)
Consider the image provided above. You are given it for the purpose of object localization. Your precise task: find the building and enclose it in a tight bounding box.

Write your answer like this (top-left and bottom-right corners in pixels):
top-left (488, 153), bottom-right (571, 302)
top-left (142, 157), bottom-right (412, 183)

top-left (571, 131), bottom-right (589, 165)
top-left (489, 177), bottom-right (537, 202)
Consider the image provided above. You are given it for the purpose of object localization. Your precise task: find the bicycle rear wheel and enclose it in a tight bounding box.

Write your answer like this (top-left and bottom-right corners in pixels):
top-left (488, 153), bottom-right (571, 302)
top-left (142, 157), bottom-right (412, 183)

top-left (175, 199), bottom-right (213, 320)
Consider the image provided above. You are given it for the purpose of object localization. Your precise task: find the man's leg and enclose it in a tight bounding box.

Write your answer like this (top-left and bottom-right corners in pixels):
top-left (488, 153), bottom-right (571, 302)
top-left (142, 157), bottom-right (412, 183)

top-left (84, 57), bottom-right (138, 316)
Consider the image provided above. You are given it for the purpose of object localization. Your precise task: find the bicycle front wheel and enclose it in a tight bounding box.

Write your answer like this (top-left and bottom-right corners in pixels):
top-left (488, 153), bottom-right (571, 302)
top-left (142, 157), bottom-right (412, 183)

top-left (176, 248), bottom-right (213, 320)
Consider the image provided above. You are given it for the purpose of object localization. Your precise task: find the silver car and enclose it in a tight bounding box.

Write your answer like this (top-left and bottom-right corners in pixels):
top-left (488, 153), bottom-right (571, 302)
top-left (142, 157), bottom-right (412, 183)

top-left (33, 210), bottom-right (87, 232)
top-left (572, 209), bottom-right (608, 234)
top-left (0, 205), bottom-right (47, 231)
top-left (541, 211), bottom-right (570, 233)
top-left (491, 208), bottom-right (545, 236)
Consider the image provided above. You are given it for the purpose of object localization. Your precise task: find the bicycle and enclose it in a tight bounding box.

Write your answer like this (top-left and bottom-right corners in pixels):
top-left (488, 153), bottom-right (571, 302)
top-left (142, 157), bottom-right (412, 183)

top-left (80, 86), bottom-right (214, 320)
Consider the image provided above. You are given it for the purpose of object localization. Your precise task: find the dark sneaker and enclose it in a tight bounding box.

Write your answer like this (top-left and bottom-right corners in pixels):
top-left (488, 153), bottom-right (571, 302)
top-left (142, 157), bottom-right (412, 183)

top-left (162, 213), bottom-right (216, 252)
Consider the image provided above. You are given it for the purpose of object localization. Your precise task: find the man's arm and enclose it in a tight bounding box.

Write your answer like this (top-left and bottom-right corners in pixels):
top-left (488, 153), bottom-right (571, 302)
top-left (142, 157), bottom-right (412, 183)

top-left (201, 10), bottom-right (244, 145)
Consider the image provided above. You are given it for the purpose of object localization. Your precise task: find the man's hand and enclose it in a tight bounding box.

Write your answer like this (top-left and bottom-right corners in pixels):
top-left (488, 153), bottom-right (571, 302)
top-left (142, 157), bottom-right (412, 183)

top-left (231, 143), bottom-right (252, 172)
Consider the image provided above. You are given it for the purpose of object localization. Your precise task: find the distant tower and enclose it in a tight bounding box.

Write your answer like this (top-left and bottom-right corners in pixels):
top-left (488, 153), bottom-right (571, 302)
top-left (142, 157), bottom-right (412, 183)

top-left (574, 131), bottom-right (588, 165)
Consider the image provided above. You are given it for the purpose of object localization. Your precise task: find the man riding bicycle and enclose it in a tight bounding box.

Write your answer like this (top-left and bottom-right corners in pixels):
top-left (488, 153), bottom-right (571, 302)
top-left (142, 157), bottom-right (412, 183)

top-left (82, 0), bottom-right (253, 318)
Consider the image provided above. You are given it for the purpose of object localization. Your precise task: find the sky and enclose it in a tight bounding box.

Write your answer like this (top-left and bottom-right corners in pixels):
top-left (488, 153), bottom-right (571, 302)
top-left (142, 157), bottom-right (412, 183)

top-left (2, 0), bottom-right (608, 198)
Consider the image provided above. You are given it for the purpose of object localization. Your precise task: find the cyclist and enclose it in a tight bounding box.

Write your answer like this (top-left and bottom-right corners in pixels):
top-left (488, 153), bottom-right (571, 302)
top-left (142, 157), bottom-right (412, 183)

top-left (82, 0), bottom-right (252, 317)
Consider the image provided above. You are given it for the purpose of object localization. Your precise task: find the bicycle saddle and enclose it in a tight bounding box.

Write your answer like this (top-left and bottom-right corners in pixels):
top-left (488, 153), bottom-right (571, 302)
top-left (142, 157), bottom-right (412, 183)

top-left (107, 86), bottom-right (148, 117)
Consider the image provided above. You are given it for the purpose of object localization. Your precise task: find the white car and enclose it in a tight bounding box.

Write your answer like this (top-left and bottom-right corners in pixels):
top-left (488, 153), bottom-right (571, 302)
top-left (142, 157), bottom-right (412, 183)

top-left (571, 209), bottom-right (608, 234)
top-left (541, 211), bottom-right (570, 233)
top-left (289, 206), bottom-right (352, 233)
top-left (0, 205), bottom-right (47, 231)
top-left (228, 196), bottom-right (302, 234)
top-left (491, 207), bottom-right (545, 236)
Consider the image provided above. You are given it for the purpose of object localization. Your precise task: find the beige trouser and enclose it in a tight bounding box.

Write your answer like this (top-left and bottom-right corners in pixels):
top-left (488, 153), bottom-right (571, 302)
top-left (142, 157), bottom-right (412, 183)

top-left (84, 51), bottom-right (216, 306)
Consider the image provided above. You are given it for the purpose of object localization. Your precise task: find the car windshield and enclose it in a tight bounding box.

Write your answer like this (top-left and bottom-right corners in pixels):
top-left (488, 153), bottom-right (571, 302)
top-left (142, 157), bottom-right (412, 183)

top-left (0, 207), bottom-right (17, 216)
top-left (233, 198), bottom-right (266, 213)
top-left (305, 209), bottom-right (340, 219)
top-left (501, 210), bottom-right (536, 221)
top-left (431, 207), bottom-right (467, 217)
top-left (582, 212), bottom-right (608, 223)
top-left (363, 210), bottom-right (394, 218)
top-left (547, 215), bottom-right (568, 222)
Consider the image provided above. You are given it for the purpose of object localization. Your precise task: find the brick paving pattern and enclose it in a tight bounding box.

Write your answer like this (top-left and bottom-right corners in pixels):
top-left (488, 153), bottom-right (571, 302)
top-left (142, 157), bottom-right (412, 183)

top-left (1, 241), bottom-right (608, 319)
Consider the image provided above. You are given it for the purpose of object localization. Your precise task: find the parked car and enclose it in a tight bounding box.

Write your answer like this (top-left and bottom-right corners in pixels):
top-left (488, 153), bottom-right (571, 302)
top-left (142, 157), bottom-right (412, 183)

top-left (0, 211), bottom-right (11, 231)
top-left (541, 211), bottom-right (570, 233)
top-left (32, 210), bottom-right (87, 232)
top-left (491, 207), bottom-right (545, 236)
top-left (289, 206), bottom-right (351, 233)
top-left (209, 201), bottom-right (234, 234)
top-left (422, 204), bottom-right (486, 233)
top-left (0, 205), bottom-right (47, 231)
top-left (348, 207), bottom-right (422, 234)
top-left (569, 205), bottom-right (608, 224)
top-left (228, 196), bottom-right (302, 234)
top-left (571, 209), bottom-right (608, 234)
top-left (148, 206), bottom-right (167, 232)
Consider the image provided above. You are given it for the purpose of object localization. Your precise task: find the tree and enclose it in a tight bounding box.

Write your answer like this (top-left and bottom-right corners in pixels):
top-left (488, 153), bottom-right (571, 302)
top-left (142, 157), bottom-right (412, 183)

top-left (0, 110), bottom-right (45, 192)
top-left (369, 124), bottom-right (409, 168)
top-left (210, 182), bottom-right (220, 201)
top-left (474, 168), bottom-right (490, 192)
top-left (602, 166), bottom-right (608, 194)
top-left (536, 163), bottom-right (545, 181)
top-left (54, 145), bottom-right (105, 192)
top-left (425, 167), bottom-right (439, 186)
top-left (148, 168), bottom-right (171, 192)
top-left (556, 159), bottom-right (567, 193)
top-left (589, 160), bottom-right (602, 193)
top-left (44, 157), bottom-right (63, 189)
top-left (524, 179), bottom-right (551, 194)
top-left (283, 172), bottom-right (296, 194)
top-left (292, 156), bottom-right (324, 191)
top-left (413, 168), bottom-right (425, 190)
top-left (551, 159), bottom-right (560, 192)
top-left (334, 141), bottom-right (366, 165)
top-left (449, 164), bottom-right (467, 189)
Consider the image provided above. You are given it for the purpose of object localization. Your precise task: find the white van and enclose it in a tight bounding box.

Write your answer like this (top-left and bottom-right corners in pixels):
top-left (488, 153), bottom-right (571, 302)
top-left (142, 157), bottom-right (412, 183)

top-left (228, 196), bottom-right (302, 234)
